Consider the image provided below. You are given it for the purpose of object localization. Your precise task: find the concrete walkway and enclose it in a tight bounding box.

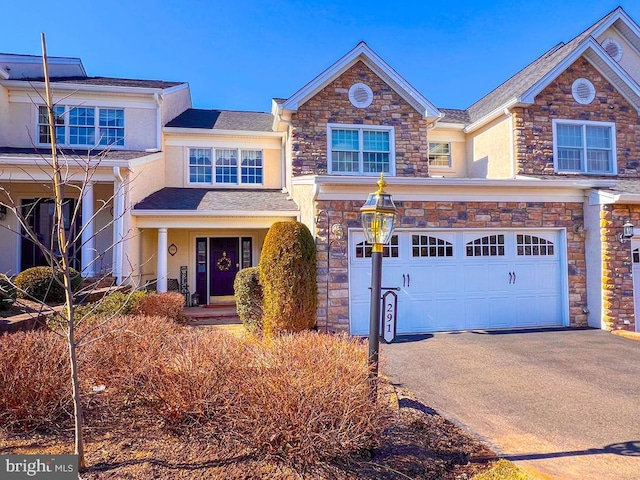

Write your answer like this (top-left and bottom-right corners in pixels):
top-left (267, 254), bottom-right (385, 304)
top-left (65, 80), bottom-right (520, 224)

top-left (382, 328), bottom-right (640, 480)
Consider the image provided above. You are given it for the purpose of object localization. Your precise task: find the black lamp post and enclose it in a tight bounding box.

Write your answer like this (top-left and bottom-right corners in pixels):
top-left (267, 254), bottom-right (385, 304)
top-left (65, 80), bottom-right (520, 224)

top-left (360, 173), bottom-right (397, 380)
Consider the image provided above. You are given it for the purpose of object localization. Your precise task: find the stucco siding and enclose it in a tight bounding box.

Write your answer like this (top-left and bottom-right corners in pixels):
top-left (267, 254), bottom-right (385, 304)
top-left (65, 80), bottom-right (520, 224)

top-left (161, 87), bottom-right (191, 126)
top-left (469, 115), bottom-right (513, 179)
top-left (596, 27), bottom-right (640, 86)
top-left (428, 128), bottom-right (467, 177)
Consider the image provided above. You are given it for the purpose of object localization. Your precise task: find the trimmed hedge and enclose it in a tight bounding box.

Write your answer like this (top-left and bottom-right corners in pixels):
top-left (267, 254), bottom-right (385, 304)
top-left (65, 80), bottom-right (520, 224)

top-left (0, 274), bottom-right (16, 311)
top-left (14, 266), bottom-right (82, 303)
top-left (233, 266), bottom-right (263, 334)
top-left (259, 221), bottom-right (317, 336)
top-left (73, 290), bottom-right (148, 322)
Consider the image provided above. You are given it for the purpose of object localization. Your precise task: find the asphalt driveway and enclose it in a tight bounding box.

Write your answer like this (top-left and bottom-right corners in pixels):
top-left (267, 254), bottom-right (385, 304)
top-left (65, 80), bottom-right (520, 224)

top-left (382, 328), bottom-right (640, 480)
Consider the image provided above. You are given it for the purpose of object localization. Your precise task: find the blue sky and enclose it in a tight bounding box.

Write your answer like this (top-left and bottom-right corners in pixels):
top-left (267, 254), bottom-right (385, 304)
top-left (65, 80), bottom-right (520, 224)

top-left (3, 1), bottom-right (639, 113)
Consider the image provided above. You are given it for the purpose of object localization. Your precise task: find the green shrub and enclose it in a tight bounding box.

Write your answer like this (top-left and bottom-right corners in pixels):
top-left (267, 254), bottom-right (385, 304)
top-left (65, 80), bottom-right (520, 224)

top-left (74, 290), bottom-right (148, 321)
top-left (14, 266), bottom-right (82, 303)
top-left (0, 274), bottom-right (16, 311)
top-left (233, 266), bottom-right (263, 334)
top-left (259, 221), bottom-right (317, 337)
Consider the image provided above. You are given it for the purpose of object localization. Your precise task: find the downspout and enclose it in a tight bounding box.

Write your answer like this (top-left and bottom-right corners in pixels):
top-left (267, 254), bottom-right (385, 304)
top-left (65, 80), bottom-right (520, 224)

top-left (277, 113), bottom-right (293, 194)
top-left (113, 166), bottom-right (125, 285)
top-left (154, 93), bottom-right (163, 150)
top-left (504, 108), bottom-right (515, 178)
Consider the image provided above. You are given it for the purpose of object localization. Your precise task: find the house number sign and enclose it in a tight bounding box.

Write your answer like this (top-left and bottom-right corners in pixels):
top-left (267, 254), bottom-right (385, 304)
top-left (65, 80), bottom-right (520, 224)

top-left (381, 290), bottom-right (397, 343)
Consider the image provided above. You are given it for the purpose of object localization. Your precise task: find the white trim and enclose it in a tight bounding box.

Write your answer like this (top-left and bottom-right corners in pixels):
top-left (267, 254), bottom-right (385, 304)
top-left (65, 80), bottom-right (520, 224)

top-left (464, 98), bottom-right (519, 133)
top-left (326, 123), bottom-right (396, 176)
top-left (1, 79), bottom-right (184, 96)
top-left (34, 104), bottom-right (126, 150)
top-left (163, 127), bottom-right (283, 137)
top-left (427, 141), bottom-right (452, 168)
top-left (281, 42), bottom-right (440, 118)
top-left (552, 119), bottom-right (617, 175)
top-left (0, 67), bottom-right (9, 80)
top-left (185, 146), bottom-right (266, 187)
top-left (132, 209), bottom-right (298, 217)
top-left (292, 173), bottom-right (616, 189)
top-left (520, 37), bottom-right (640, 111)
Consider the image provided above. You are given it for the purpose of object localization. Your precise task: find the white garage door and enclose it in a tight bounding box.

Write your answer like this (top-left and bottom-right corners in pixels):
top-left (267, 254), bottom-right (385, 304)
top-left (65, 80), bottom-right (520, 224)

top-left (349, 229), bottom-right (567, 335)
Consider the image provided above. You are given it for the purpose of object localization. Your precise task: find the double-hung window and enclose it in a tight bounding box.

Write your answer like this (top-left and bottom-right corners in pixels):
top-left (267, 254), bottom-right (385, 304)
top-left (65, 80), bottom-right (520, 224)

top-left (38, 105), bottom-right (125, 148)
top-left (553, 120), bottom-right (616, 174)
top-left (189, 148), bottom-right (213, 183)
top-left (428, 142), bottom-right (451, 167)
top-left (328, 124), bottom-right (394, 175)
top-left (188, 148), bottom-right (263, 185)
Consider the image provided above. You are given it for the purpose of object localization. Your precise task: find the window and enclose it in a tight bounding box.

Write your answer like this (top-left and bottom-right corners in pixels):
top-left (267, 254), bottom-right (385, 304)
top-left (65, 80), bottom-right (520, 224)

top-left (38, 106), bottom-right (65, 144)
top-left (517, 234), bottom-right (554, 256)
top-left (466, 235), bottom-right (505, 257)
top-left (188, 148), bottom-right (263, 185)
top-left (428, 142), bottom-right (451, 167)
top-left (328, 124), bottom-right (394, 175)
top-left (553, 120), bottom-right (616, 174)
top-left (189, 148), bottom-right (213, 183)
top-left (216, 149), bottom-right (238, 183)
top-left (412, 235), bottom-right (453, 257)
top-left (355, 235), bottom-right (399, 258)
top-left (38, 105), bottom-right (125, 148)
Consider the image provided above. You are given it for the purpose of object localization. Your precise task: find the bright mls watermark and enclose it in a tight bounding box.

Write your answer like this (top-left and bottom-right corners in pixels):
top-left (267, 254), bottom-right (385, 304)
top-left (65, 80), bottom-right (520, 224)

top-left (2, 455), bottom-right (77, 479)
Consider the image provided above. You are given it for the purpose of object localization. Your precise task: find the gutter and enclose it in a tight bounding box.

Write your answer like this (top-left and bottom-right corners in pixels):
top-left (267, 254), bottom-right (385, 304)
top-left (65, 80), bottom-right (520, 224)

top-left (131, 209), bottom-right (299, 217)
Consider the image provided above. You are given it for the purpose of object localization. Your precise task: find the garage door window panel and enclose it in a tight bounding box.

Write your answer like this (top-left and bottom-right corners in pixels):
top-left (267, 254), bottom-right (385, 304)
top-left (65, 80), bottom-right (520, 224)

top-left (466, 235), bottom-right (505, 257)
top-left (517, 234), bottom-right (555, 256)
top-left (355, 235), bottom-right (399, 258)
top-left (412, 235), bottom-right (453, 258)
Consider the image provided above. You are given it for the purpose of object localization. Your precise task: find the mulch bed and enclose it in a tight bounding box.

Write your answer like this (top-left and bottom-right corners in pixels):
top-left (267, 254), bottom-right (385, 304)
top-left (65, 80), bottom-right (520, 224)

top-left (0, 386), bottom-right (496, 479)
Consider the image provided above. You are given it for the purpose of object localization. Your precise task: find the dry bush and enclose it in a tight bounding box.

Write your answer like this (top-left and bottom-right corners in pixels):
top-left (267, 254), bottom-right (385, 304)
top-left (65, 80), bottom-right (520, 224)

top-left (0, 330), bottom-right (71, 429)
top-left (238, 332), bottom-right (389, 465)
top-left (143, 329), bottom-right (248, 425)
top-left (79, 315), bottom-right (180, 404)
top-left (133, 291), bottom-right (186, 323)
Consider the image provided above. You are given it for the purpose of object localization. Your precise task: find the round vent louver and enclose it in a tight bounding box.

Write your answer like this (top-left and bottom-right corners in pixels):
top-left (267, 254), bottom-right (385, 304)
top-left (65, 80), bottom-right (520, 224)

top-left (601, 38), bottom-right (623, 61)
top-left (348, 83), bottom-right (373, 108)
top-left (572, 78), bottom-right (596, 105)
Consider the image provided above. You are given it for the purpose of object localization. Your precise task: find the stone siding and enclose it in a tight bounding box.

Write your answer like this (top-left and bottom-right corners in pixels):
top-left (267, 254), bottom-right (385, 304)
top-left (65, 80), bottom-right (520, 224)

top-left (513, 58), bottom-right (640, 176)
top-left (601, 204), bottom-right (638, 330)
top-left (291, 61), bottom-right (430, 177)
top-left (315, 200), bottom-right (586, 333)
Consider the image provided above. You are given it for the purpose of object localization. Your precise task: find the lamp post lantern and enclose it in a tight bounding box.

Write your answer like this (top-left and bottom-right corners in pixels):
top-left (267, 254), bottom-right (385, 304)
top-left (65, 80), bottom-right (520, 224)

top-left (360, 173), bottom-right (398, 381)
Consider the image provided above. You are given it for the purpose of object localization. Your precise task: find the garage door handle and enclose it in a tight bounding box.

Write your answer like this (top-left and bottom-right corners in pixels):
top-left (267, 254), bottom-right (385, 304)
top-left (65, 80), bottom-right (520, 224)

top-left (402, 274), bottom-right (405, 287)
top-left (509, 272), bottom-right (513, 284)
top-left (513, 271), bottom-right (516, 284)
top-left (407, 273), bottom-right (410, 287)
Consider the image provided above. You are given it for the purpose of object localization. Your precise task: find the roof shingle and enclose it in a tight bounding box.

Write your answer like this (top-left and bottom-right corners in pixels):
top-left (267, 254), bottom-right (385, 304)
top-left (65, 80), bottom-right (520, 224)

top-left (133, 188), bottom-right (299, 212)
top-left (14, 76), bottom-right (185, 89)
top-left (165, 109), bottom-right (274, 132)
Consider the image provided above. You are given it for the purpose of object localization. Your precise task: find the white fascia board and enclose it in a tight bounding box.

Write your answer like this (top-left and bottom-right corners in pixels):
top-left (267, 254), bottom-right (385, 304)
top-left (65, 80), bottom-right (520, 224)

top-left (433, 122), bottom-right (466, 131)
top-left (520, 38), bottom-right (640, 111)
top-left (132, 209), bottom-right (298, 217)
top-left (0, 67), bottom-right (9, 80)
top-left (160, 83), bottom-right (189, 95)
top-left (463, 98), bottom-right (520, 133)
top-left (583, 48), bottom-right (640, 113)
top-left (281, 42), bottom-right (439, 118)
top-left (1, 79), bottom-right (168, 96)
top-left (590, 8), bottom-right (639, 40)
top-left (134, 214), bottom-right (298, 229)
top-left (585, 188), bottom-right (640, 205)
top-left (126, 152), bottom-right (164, 167)
top-left (0, 156), bottom-right (129, 168)
top-left (0, 169), bottom-right (117, 183)
top-left (294, 174), bottom-right (616, 190)
top-left (162, 127), bottom-right (283, 138)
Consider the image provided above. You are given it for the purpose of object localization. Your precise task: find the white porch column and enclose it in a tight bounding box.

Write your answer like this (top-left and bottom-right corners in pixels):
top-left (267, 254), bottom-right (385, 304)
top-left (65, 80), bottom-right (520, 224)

top-left (157, 227), bottom-right (168, 292)
top-left (80, 181), bottom-right (96, 277)
top-left (112, 168), bottom-right (125, 284)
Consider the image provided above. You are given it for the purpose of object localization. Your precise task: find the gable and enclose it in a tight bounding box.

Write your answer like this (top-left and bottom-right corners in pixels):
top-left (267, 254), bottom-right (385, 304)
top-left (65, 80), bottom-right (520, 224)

top-left (281, 42), bottom-right (440, 120)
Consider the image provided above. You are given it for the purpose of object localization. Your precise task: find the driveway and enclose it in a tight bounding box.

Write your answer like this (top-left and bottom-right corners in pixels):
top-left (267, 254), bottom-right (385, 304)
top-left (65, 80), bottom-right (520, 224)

top-left (382, 328), bottom-right (640, 480)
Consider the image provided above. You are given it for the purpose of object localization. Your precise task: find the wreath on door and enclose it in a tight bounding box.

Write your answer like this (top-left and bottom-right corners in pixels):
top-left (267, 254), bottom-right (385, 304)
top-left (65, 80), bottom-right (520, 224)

top-left (217, 251), bottom-right (232, 271)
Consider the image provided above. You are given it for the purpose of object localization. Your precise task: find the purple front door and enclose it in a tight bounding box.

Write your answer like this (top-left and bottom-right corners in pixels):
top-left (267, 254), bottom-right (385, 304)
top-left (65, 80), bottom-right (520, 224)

top-left (209, 237), bottom-right (239, 296)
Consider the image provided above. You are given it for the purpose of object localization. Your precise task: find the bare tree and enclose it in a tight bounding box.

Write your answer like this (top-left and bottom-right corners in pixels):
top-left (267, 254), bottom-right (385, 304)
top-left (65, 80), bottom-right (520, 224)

top-left (0, 34), bottom-right (149, 471)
